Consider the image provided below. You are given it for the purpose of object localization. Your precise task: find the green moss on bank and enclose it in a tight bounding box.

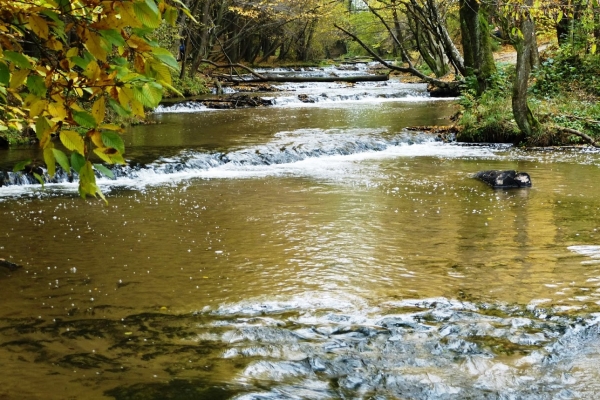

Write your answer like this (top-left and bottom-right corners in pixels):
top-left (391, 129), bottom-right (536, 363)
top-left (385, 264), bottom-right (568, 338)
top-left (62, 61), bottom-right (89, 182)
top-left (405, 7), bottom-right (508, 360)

top-left (456, 47), bottom-right (600, 146)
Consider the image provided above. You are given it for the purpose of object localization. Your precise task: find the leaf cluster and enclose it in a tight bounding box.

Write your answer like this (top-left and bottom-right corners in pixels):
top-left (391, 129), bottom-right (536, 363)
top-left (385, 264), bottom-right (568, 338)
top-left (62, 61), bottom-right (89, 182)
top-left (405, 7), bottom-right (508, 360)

top-left (531, 48), bottom-right (600, 99)
top-left (0, 0), bottom-right (189, 202)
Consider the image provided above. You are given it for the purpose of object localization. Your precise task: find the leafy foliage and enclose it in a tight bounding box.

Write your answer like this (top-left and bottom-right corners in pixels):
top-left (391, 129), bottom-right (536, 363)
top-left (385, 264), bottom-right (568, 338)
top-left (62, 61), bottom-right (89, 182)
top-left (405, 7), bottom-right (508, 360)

top-left (532, 48), bottom-right (600, 98)
top-left (0, 0), bottom-right (189, 202)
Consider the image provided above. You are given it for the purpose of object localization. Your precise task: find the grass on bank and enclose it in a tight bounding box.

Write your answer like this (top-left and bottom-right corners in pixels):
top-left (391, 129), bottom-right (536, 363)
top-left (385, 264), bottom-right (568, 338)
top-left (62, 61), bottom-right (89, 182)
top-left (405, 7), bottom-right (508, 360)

top-left (457, 46), bottom-right (600, 146)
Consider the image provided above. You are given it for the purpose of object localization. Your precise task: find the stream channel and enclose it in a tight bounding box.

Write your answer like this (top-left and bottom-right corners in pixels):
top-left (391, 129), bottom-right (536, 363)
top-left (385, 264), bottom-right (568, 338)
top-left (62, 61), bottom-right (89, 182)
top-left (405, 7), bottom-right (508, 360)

top-left (2, 65), bottom-right (600, 399)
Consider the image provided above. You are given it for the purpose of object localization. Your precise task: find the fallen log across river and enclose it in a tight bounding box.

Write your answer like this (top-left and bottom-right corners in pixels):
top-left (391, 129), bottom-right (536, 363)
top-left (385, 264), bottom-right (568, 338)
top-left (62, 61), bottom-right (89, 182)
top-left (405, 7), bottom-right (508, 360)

top-left (198, 59), bottom-right (389, 84)
top-left (228, 74), bottom-right (389, 83)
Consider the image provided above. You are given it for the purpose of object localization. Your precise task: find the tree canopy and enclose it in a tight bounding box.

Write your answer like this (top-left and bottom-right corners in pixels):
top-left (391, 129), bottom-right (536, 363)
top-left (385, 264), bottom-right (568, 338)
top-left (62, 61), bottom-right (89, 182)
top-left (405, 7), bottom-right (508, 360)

top-left (0, 0), bottom-right (190, 201)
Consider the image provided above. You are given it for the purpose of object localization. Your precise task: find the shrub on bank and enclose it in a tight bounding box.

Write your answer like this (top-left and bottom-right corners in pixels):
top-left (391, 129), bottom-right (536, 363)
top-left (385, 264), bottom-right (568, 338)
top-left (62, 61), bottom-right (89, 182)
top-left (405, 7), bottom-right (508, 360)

top-left (457, 49), bottom-right (600, 146)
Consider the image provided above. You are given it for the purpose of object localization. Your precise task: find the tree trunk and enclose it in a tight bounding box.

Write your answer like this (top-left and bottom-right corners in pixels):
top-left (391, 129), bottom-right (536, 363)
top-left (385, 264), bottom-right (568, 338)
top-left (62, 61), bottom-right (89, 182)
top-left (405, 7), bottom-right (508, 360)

top-left (459, 0), bottom-right (496, 94)
top-left (512, 2), bottom-right (540, 138)
top-left (390, 0), bottom-right (406, 61)
top-left (179, 0), bottom-right (203, 79)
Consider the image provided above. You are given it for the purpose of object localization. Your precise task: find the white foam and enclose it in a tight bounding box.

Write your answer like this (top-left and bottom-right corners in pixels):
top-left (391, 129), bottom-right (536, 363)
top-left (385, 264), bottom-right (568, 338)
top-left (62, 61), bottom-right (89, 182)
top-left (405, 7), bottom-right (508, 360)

top-left (0, 141), bottom-right (499, 199)
top-left (568, 245), bottom-right (600, 259)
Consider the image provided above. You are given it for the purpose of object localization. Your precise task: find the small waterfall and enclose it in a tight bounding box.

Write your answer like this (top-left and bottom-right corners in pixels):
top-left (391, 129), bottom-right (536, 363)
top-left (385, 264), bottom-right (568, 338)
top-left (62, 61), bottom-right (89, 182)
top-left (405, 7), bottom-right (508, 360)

top-left (0, 130), bottom-right (441, 192)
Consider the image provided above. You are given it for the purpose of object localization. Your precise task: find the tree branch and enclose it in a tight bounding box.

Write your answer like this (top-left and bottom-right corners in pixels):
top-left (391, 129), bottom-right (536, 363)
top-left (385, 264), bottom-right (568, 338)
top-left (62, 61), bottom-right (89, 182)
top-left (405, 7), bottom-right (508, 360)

top-left (198, 59), bottom-right (267, 80)
top-left (333, 24), bottom-right (462, 90)
top-left (558, 127), bottom-right (600, 147)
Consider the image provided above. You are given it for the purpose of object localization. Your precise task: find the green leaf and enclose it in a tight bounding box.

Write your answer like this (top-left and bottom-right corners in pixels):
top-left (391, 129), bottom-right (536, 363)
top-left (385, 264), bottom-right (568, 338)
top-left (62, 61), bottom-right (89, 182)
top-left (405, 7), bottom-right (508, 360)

top-left (41, 9), bottom-right (66, 39)
top-left (159, 80), bottom-right (183, 97)
top-left (101, 131), bottom-right (125, 154)
top-left (134, 82), bottom-right (162, 108)
top-left (72, 56), bottom-right (90, 70)
top-left (33, 172), bottom-right (45, 186)
top-left (99, 29), bottom-right (126, 47)
top-left (13, 159), bottom-right (32, 172)
top-left (164, 7), bottom-right (178, 26)
top-left (35, 116), bottom-right (51, 140)
top-left (79, 161), bottom-right (108, 203)
top-left (26, 75), bottom-right (47, 97)
top-left (79, 161), bottom-right (96, 196)
top-left (44, 147), bottom-right (56, 177)
top-left (134, 1), bottom-right (161, 28)
top-left (146, 60), bottom-right (171, 84)
top-left (52, 148), bottom-right (70, 173)
top-left (56, 0), bottom-right (71, 12)
top-left (0, 62), bottom-right (9, 86)
top-left (94, 163), bottom-right (115, 179)
top-left (3, 51), bottom-right (32, 69)
top-left (121, 72), bottom-right (144, 82)
top-left (72, 110), bottom-right (97, 128)
top-left (112, 56), bottom-right (128, 66)
top-left (71, 152), bottom-right (86, 174)
top-left (144, 0), bottom-right (160, 16)
top-left (152, 47), bottom-right (180, 71)
top-left (108, 98), bottom-right (131, 117)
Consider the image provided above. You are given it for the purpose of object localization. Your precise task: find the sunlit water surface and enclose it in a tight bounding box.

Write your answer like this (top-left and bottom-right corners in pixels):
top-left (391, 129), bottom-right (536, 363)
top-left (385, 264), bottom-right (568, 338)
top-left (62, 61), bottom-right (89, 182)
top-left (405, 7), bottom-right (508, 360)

top-left (2, 79), bottom-right (600, 399)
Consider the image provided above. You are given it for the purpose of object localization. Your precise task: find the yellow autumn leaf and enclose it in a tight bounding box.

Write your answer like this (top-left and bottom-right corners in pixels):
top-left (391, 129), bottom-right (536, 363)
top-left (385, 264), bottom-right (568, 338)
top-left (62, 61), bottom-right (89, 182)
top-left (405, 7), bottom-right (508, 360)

top-left (99, 123), bottom-right (123, 132)
top-left (45, 36), bottom-right (63, 51)
top-left (29, 15), bottom-right (49, 39)
top-left (85, 60), bottom-right (101, 81)
top-left (85, 32), bottom-right (107, 62)
top-left (29, 99), bottom-right (48, 118)
top-left (10, 69), bottom-right (29, 89)
top-left (117, 86), bottom-right (135, 109)
top-left (48, 101), bottom-right (67, 120)
top-left (131, 98), bottom-right (145, 117)
top-left (66, 47), bottom-right (79, 59)
top-left (23, 93), bottom-right (38, 107)
top-left (90, 130), bottom-right (104, 148)
top-left (92, 96), bottom-right (105, 124)
top-left (93, 147), bottom-right (126, 164)
top-left (118, 2), bottom-right (142, 28)
top-left (126, 35), bottom-right (153, 52)
top-left (60, 130), bottom-right (85, 155)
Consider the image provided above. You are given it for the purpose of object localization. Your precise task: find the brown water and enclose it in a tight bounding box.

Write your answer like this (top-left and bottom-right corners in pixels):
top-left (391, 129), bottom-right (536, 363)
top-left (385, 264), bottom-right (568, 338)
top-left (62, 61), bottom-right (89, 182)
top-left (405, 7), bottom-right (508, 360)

top-left (2, 84), bottom-right (600, 399)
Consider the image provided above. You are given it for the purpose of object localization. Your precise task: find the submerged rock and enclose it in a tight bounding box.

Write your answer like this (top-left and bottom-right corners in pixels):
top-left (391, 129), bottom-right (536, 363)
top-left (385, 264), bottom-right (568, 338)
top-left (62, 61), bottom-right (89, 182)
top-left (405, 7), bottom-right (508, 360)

top-left (0, 258), bottom-right (21, 271)
top-left (475, 170), bottom-right (532, 188)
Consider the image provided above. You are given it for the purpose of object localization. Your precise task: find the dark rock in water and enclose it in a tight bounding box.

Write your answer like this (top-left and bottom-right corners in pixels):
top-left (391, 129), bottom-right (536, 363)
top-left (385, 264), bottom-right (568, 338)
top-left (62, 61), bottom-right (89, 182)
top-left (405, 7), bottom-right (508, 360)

top-left (427, 82), bottom-right (461, 98)
top-left (0, 258), bottom-right (22, 271)
top-left (298, 94), bottom-right (315, 103)
top-left (475, 170), bottom-right (532, 188)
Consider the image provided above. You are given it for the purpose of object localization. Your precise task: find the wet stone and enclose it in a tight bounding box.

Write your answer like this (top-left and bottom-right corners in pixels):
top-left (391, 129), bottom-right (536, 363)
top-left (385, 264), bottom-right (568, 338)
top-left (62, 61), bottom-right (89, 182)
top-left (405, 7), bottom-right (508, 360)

top-left (58, 352), bottom-right (117, 369)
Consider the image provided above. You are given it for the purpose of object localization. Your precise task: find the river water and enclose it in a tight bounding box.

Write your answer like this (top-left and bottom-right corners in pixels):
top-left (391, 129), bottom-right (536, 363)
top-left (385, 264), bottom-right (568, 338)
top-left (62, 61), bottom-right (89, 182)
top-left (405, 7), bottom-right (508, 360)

top-left (2, 74), bottom-right (600, 399)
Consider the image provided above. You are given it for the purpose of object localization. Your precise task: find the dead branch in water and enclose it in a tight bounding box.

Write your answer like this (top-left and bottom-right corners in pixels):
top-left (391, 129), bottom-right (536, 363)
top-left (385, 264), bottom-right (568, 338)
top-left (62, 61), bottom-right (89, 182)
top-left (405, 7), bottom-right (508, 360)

top-left (559, 127), bottom-right (600, 147)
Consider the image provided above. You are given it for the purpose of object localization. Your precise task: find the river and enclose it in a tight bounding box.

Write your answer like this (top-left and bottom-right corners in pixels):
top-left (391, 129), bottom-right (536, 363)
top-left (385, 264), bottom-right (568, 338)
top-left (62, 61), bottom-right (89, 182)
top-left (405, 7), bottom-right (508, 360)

top-left (1, 70), bottom-right (600, 399)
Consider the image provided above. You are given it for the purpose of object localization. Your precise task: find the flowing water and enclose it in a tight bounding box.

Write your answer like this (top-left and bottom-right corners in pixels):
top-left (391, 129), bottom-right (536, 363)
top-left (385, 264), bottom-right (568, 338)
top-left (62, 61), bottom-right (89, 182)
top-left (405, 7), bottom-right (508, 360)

top-left (2, 74), bottom-right (600, 399)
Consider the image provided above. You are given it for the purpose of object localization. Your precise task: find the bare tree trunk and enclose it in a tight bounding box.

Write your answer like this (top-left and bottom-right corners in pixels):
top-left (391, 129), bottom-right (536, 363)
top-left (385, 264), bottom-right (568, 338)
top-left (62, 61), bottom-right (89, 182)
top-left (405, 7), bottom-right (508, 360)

top-left (459, 0), bottom-right (496, 94)
top-left (179, 0), bottom-right (203, 79)
top-left (390, 0), bottom-right (406, 61)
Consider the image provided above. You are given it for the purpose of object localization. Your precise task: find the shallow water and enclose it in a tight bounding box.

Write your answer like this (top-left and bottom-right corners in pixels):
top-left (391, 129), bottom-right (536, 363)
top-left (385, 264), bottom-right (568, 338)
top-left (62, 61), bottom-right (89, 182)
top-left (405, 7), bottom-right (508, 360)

top-left (1, 78), bottom-right (600, 399)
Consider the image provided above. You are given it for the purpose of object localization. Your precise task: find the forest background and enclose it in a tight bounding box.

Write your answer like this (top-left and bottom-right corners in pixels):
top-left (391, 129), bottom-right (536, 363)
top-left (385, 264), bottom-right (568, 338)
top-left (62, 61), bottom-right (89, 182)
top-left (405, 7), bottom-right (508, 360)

top-left (0, 0), bottom-right (599, 199)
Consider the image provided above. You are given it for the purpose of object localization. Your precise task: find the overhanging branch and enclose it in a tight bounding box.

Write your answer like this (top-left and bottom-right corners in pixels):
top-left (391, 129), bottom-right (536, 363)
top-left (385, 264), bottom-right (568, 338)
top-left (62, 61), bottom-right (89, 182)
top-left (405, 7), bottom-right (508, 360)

top-left (333, 24), bottom-right (462, 90)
